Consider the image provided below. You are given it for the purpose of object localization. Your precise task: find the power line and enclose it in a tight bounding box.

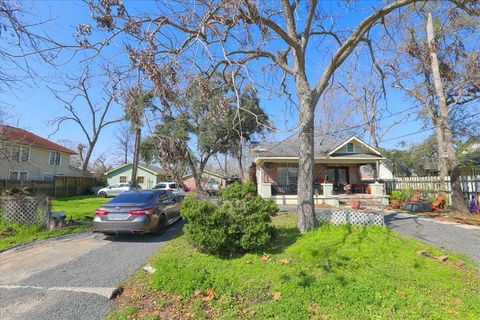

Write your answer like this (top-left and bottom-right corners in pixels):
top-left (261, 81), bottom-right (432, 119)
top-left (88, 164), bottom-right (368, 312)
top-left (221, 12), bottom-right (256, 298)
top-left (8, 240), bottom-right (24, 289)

top-left (381, 110), bottom-right (480, 143)
top-left (324, 105), bottom-right (419, 136)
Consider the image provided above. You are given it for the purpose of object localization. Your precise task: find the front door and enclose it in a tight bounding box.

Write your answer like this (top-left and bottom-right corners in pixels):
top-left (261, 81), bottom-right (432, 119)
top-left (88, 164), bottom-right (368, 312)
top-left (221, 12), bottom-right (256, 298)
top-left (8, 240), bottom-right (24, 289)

top-left (326, 167), bottom-right (349, 193)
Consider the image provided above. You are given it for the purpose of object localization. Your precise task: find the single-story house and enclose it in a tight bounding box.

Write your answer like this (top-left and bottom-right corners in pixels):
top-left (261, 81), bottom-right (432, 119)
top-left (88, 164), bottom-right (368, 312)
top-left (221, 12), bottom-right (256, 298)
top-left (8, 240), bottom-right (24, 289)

top-left (182, 170), bottom-right (227, 191)
top-left (105, 163), bottom-right (169, 189)
top-left (253, 134), bottom-right (393, 206)
top-left (0, 125), bottom-right (90, 180)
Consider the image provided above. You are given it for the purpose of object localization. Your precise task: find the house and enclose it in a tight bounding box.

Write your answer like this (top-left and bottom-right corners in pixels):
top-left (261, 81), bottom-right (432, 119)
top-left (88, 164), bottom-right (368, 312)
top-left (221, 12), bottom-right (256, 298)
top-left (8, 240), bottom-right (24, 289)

top-left (0, 125), bottom-right (89, 181)
top-left (252, 134), bottom-right (393, 206)
top-left (105, 163), bottom-right (169, 189)
top-left (182, 170), bottom-right (227, 191)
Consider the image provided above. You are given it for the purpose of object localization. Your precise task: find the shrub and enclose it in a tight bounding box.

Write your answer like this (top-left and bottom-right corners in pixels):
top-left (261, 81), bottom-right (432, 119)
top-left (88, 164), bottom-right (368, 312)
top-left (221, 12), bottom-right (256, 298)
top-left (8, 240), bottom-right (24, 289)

top-left (219, 182), bottom-right (256, 200)
top-left (390, 190), bottom-right (406, 201)
top-left (181, 195), bottom-right (278, 256)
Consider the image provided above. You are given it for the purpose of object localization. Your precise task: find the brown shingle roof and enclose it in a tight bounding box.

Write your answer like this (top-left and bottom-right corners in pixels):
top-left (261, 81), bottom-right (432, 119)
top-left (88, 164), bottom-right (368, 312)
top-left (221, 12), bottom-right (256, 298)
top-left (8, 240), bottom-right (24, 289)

top-left (0, 125), bottom-right (77, 154)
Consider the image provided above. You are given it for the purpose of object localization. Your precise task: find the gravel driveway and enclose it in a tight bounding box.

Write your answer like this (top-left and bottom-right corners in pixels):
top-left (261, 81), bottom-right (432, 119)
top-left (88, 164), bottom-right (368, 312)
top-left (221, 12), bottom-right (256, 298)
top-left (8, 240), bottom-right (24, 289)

top-left (0, 221), bottom-right (183, 320)
top-left (385, 212), bottom-right (480, 265)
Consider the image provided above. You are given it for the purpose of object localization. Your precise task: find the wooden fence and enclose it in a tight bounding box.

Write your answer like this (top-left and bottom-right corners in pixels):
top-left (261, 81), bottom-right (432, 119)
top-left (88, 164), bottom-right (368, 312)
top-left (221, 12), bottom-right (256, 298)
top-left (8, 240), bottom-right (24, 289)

top-left (384, 175), bottom-right (480, 204)
top-left (0, 176), bottom-right (102, 197)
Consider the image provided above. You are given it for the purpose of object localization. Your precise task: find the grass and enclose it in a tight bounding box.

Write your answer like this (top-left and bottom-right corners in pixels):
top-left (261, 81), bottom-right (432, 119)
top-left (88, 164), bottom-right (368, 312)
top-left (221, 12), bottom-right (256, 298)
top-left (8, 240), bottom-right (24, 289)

top-left (0, 195), bottom-right (108, 250)
top-left (108, 214), bottom-right (480, 320)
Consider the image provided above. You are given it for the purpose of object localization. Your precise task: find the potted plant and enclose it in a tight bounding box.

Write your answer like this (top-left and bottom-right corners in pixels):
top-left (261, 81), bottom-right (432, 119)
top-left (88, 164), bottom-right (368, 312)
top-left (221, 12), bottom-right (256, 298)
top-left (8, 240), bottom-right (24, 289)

top-left (390, 190), bottom-right (406, 209)
top-left (351, 199), bottom-right (361, 209)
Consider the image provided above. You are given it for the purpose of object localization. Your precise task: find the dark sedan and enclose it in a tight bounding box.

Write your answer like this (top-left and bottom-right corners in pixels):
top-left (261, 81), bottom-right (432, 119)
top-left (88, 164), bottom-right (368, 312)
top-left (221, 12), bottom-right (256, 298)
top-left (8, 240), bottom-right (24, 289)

top-left (92, 190), bottom-right (181, 235)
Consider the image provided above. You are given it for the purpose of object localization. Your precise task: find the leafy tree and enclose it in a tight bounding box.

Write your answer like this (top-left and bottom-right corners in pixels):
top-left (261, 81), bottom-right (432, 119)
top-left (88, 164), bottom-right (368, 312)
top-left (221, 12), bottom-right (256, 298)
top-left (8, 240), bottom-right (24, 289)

top-left (224, 86), bottom-right (270, 180)
top-left (142, 74), bottom-right (269, 188)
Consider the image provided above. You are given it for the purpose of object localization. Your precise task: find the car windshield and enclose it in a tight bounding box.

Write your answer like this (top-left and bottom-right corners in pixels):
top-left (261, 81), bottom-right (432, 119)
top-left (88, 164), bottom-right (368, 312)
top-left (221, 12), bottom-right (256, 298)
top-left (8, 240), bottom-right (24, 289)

top-left (169, 183), bottom-right (177, 188)
top-left (108, 192), bottom-right (155, 204)
top-left (207, 181), bottom-right (219, 185)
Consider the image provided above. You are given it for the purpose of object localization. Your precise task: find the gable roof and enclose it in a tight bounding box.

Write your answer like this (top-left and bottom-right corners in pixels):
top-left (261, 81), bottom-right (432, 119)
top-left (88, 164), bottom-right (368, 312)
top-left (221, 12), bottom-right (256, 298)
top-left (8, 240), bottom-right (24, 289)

top-left (0, 125), bottom-right (76, 154)
top-left (252, 133), bottom-right (343, 157)
top-left (105, 163), bottom-right (168, 176)
top-left (328, 136), bottom-right (382, 156)
top-left (252, 133), bottom-right (383, 159)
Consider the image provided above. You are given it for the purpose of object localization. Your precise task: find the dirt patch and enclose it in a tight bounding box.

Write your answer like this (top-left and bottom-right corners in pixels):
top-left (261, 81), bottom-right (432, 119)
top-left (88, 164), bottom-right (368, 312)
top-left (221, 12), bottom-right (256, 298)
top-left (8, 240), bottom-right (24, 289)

top-left (314, 204), bottom-right (334, 208)
top-left (435, 215), bottom-right (480, 226)
top-left (112, 277), bottom-right (219, 319)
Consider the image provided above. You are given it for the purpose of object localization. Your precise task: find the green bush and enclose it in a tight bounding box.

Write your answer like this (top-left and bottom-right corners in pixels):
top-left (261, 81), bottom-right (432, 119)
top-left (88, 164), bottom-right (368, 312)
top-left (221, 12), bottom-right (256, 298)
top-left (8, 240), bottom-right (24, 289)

top-left (219, 182), bottom-right (257, 200)
top-left (181, 195), bottom-right (278, 256)
top-left (390, 190), bottom-right (406, 201)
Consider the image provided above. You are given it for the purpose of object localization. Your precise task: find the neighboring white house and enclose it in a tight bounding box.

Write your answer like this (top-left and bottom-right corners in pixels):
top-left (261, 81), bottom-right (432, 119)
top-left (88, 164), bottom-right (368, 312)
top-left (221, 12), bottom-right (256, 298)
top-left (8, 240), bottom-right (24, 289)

top-left (105, 163), bottom-right (170, 189)
top-left (0, 125), bottom-right (89, 180)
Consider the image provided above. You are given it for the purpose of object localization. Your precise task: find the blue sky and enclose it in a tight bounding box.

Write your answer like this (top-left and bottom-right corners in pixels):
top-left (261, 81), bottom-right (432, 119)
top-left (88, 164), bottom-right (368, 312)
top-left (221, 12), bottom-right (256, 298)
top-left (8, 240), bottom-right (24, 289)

top-left (2, 1), bottom-right (440, 163)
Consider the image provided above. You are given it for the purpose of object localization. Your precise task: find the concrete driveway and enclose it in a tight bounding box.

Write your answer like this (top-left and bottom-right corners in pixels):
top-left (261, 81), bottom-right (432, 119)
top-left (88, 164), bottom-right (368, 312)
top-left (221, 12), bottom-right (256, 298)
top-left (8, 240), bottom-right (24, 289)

top-left (385, 212), bottom-right (480, 266)
top-left (0, 221), bottom-right (183, 320)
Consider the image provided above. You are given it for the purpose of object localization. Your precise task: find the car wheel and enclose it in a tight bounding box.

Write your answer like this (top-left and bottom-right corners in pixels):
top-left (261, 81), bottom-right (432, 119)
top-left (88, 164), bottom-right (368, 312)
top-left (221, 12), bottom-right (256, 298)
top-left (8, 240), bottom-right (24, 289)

top-left (99, 191), bottom-right (107, 198)
top-left (156, 215), bottom-right (167, 234)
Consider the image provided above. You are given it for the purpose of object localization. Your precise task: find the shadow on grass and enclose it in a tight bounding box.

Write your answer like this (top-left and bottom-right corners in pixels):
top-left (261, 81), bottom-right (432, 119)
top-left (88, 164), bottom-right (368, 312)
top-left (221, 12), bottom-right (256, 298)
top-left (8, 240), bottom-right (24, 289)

top-left (102, 219), bottom-right (185, 244)
top-left (265, 224), bottom-right (301, 255)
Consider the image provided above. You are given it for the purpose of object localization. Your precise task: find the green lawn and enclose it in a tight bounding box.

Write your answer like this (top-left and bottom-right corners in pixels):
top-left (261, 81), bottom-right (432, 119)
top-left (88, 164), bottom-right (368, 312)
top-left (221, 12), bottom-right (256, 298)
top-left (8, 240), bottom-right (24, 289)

top-left (0, 195), bottom-right (108, 251)
top-left (108, 214), bottom-right (480, 320)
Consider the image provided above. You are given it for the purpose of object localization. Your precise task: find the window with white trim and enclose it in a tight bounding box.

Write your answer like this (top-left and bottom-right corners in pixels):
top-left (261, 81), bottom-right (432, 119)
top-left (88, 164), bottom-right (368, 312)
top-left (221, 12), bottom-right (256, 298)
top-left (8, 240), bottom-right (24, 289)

top-left (9, 171), bottom-right (28, 180)
top-left (137, 176), bottom-right (145, 184)
top-left (346, 143), bottom-right (355, 153)
top-left (49, 151), bottom-right (61, 165)
top-left (20, 147), bottom-right (29, 162)
top-left (119, 176), bottom-right (127, 183)
top-left (43, 173), bottom-right (53, 181)
top-left (276, 164), bottom-right (298, 185)
top-left (11, 145), bottom-right (20, 161)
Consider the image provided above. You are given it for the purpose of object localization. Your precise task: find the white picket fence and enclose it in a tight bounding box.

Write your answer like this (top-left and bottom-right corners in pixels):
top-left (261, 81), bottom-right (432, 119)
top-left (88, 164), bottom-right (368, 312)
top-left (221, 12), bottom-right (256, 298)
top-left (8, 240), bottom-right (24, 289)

top-left (384, 175), bottom-right (480, 204)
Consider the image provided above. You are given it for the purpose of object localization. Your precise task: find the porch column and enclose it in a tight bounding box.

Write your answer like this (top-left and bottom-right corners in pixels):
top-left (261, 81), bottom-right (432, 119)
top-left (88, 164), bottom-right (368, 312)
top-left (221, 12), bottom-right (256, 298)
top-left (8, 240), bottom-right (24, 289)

top-left (322, 183), bottom-right (333, 196)
top-left (369, 182), bottom-right (384, 195)
top-left (259, 183), bottom-right (272, 198)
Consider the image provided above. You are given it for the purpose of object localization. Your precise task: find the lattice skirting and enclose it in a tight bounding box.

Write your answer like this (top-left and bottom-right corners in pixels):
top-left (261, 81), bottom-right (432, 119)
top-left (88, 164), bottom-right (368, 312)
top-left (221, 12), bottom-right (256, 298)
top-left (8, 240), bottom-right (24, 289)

top-left (0, 196), bottom-right (50, 226)
top-left (316, 209), bottom-right (384, 226)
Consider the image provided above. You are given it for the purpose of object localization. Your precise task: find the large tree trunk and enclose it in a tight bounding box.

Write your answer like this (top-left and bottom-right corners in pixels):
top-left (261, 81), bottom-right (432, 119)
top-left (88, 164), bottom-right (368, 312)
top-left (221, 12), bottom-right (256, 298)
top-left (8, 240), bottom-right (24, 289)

top-left (131, 126), bottom-right (141, 187)
top-left (236, 146), bottom-right (244, 182)
top-left (81, 137), bottom-right (98, 172)
top-left (297, 92), bottom-right (316, 233)
top-left (433, 120), bottom-right (449, 193)
top-left (427, 12), bottom-right (468, 213)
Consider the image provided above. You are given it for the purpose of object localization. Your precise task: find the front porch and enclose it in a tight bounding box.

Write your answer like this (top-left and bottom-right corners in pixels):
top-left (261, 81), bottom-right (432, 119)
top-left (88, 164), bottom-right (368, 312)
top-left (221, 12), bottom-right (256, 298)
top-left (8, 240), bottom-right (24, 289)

top-left (260, 183), bottom-right (389, 207)
top-left (257, 161), bottom-right (389, 207)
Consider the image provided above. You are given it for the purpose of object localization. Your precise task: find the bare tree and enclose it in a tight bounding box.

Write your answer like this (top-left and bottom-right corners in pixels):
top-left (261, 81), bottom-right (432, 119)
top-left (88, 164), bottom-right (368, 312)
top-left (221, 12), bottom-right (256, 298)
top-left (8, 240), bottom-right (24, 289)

top-left (339, 62), bottom-right (410, 148)
top-left (0, 1), bottom-right (89, 92)
top-left (56, 139), bottom-right (86, 169)
top-left (390, 5), bottom-right (479, 213)
top-left (426, 12), bottom-right (468, 212)
top-left (49, 68), bottom-right (123, 172)
top-left (113, 122), bottom-right (134, 165)
top-left (82, 0), bottom-right (471, 232)
top-left (315, 86), bottom-right (361, 139)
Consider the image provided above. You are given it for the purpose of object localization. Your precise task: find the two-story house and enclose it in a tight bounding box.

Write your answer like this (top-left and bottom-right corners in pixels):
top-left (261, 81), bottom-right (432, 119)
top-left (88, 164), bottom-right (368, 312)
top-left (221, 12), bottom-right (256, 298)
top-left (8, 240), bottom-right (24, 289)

top-left (0, 125), bottom-right (89, 181)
